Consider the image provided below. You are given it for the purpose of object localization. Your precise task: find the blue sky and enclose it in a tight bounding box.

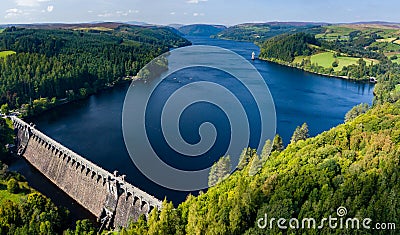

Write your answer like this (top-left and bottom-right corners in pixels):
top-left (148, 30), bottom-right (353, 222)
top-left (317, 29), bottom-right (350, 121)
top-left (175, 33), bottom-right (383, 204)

top-left (1, 0), bottom-right (399, 25)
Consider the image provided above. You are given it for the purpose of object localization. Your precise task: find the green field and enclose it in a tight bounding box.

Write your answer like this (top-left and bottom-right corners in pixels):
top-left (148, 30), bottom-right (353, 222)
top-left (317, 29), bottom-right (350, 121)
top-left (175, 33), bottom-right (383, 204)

top-left (0, 50), bottom-right (16, 58)
top-left (0, 29), bottom-right (4, 33)
top-left (295, 52), bottom-right (375, 71)
top-left (73, 27), bottom-right (113, 32)
top-left (316, 25), bottom-right (400, 43)
top-left (377, 37), bottom-right (397, 43)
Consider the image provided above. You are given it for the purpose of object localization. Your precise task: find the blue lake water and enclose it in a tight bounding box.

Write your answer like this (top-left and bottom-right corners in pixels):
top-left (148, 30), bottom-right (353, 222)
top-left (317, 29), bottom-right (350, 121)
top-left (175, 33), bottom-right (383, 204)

top-left (25, 36), bottom-right (374, 204)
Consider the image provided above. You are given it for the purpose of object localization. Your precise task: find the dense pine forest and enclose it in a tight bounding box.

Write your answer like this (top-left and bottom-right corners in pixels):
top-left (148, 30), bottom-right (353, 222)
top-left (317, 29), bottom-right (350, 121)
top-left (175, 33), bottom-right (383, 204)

top-left (0, 25), bottom-right (190, 116)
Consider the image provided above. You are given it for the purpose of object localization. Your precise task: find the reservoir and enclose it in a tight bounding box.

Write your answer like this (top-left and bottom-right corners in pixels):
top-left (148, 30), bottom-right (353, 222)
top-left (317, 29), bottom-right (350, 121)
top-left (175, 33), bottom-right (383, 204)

top-left (12, 36), bottom-right (374, 206)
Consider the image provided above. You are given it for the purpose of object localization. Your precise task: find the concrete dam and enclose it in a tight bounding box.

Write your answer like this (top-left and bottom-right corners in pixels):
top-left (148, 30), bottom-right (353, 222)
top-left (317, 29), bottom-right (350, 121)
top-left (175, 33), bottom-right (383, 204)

top-left (11, 116), bottom-right (162, 229)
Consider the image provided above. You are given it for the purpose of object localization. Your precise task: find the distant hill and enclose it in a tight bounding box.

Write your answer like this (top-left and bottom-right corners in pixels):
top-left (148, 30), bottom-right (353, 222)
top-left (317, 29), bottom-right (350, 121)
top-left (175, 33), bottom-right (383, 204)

top-left (213, 22), bottom-right (327, 42)
top-left (178, 24), bottom-right (227, 36)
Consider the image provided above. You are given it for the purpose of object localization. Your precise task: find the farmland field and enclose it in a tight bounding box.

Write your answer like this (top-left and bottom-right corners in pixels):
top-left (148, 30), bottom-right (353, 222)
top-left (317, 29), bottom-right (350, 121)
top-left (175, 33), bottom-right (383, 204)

top-left (309, 52), bottom-right (374, 71)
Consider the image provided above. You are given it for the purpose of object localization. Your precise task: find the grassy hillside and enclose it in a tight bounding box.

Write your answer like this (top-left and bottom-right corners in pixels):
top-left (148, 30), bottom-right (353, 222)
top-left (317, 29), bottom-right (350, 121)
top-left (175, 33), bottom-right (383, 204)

top-left (178, 24), bottom-right (226, 36)
top-left (259, 30), bottom-right (391, 80)
top-left (306, 51), bottom-right (376, 71)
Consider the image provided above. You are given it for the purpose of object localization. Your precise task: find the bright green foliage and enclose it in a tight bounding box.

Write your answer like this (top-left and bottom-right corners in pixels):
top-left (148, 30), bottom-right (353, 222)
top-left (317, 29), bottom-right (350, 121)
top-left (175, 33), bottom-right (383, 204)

top-left (290, 122), bottom-right (309, 144)
top-left (345, 103), bottom-right (370, 122)
top-left (0, 104), bottom-right (8, 115)
top-left (64, 220), bottom-right (96, 235)
top-left (208, 156), bottom-right (232, 187)
top-left (0, 192), bottom-right (70, 234)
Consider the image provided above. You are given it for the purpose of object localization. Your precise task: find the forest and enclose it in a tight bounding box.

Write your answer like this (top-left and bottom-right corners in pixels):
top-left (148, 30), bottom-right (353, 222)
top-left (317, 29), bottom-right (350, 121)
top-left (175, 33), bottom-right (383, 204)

top-left (0, 25), bottom-right (190, 116)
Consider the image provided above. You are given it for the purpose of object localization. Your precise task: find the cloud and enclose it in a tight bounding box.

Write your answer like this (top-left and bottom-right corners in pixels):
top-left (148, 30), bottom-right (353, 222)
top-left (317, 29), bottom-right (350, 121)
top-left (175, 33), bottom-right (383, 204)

top-left (5, 8), bottom-right (23, 18)
top-left (193, 12), bottom-right (205, 17)
top-left (47, 5), bottom-right (53, 12)
top-left (170, 12), bottom-right (176, 15)
top-left (98, 12), bottom-right (113, 18)
top-left (15, 0), bottom-right (51, 7)
top-left (186, 0), bottom-right (208, 4)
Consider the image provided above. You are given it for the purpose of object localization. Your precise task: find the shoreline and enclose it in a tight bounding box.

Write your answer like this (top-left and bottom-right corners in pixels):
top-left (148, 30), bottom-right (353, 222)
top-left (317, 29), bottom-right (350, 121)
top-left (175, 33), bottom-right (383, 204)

top-left (257, 57), bottom-right (373, 83)
top-left (19, 77), bottom-right (136, 119)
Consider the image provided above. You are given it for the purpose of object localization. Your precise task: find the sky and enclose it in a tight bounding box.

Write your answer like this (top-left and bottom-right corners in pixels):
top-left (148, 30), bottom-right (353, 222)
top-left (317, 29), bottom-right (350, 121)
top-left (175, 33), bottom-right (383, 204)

top-left (1, 0), bottom-right (399, 26)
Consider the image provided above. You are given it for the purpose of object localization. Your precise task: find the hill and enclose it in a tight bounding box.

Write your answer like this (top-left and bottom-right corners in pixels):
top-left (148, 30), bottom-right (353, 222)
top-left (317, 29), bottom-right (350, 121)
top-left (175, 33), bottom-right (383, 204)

top-left (178, 24), bottom-right (227, 36)
top-left (212, 22), bottom-right (326, 42)
top-left (0, 24), bottom-right (190, 116)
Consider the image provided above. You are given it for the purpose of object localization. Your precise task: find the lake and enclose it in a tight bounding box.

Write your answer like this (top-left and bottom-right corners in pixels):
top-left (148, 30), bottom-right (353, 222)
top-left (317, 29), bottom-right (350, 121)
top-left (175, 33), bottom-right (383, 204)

top-left (13, 36), bottom-right (374, 206)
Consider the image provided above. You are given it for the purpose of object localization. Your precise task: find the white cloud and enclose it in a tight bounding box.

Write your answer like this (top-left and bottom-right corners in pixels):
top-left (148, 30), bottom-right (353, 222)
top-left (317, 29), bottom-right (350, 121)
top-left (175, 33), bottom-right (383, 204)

top-left (186, 0), bottom-right (208, 4)
top-left (47, 5), bottom-right (53, 12)
top-left (15, 0), bottom-right (51, 7)
top-left (193, 12), bottom-right (204, 17)
top-left (170, 12), bottom-right (176, 15)
top-left (98, 12), bottom-right (113, 18)
top-left (97, 9), bottom-right (139, 18)
top-left (5, 8), bottom-right (23, 18)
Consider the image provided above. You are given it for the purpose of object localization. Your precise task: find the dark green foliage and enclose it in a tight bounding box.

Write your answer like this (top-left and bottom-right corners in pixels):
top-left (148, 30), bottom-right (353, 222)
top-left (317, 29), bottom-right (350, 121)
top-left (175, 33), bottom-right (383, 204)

top-left (0, 118), bottom-right (14, 159)
top-left (208, 156), bottom-right (232, 187)
top-left (237, 148), bottom-right (256, 170)
top-left (272, 134), bottom-right (284, 152)
top-left (332, 60), bottom-right (339, 67)
top-left (345, 103), bottom-right (370, 122)
top-left (260, 33), bottom-right (319, 62)
top-left (290, 122), bottom-right (309, 144)
top-left (178, 24), bottom-right (226, 36)
top-left (6, 178), bottom-right (18, 193)
top-left (214, 23), bottom-right (324, 42)
top-left (0, 26), bottom-right (190, 113)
